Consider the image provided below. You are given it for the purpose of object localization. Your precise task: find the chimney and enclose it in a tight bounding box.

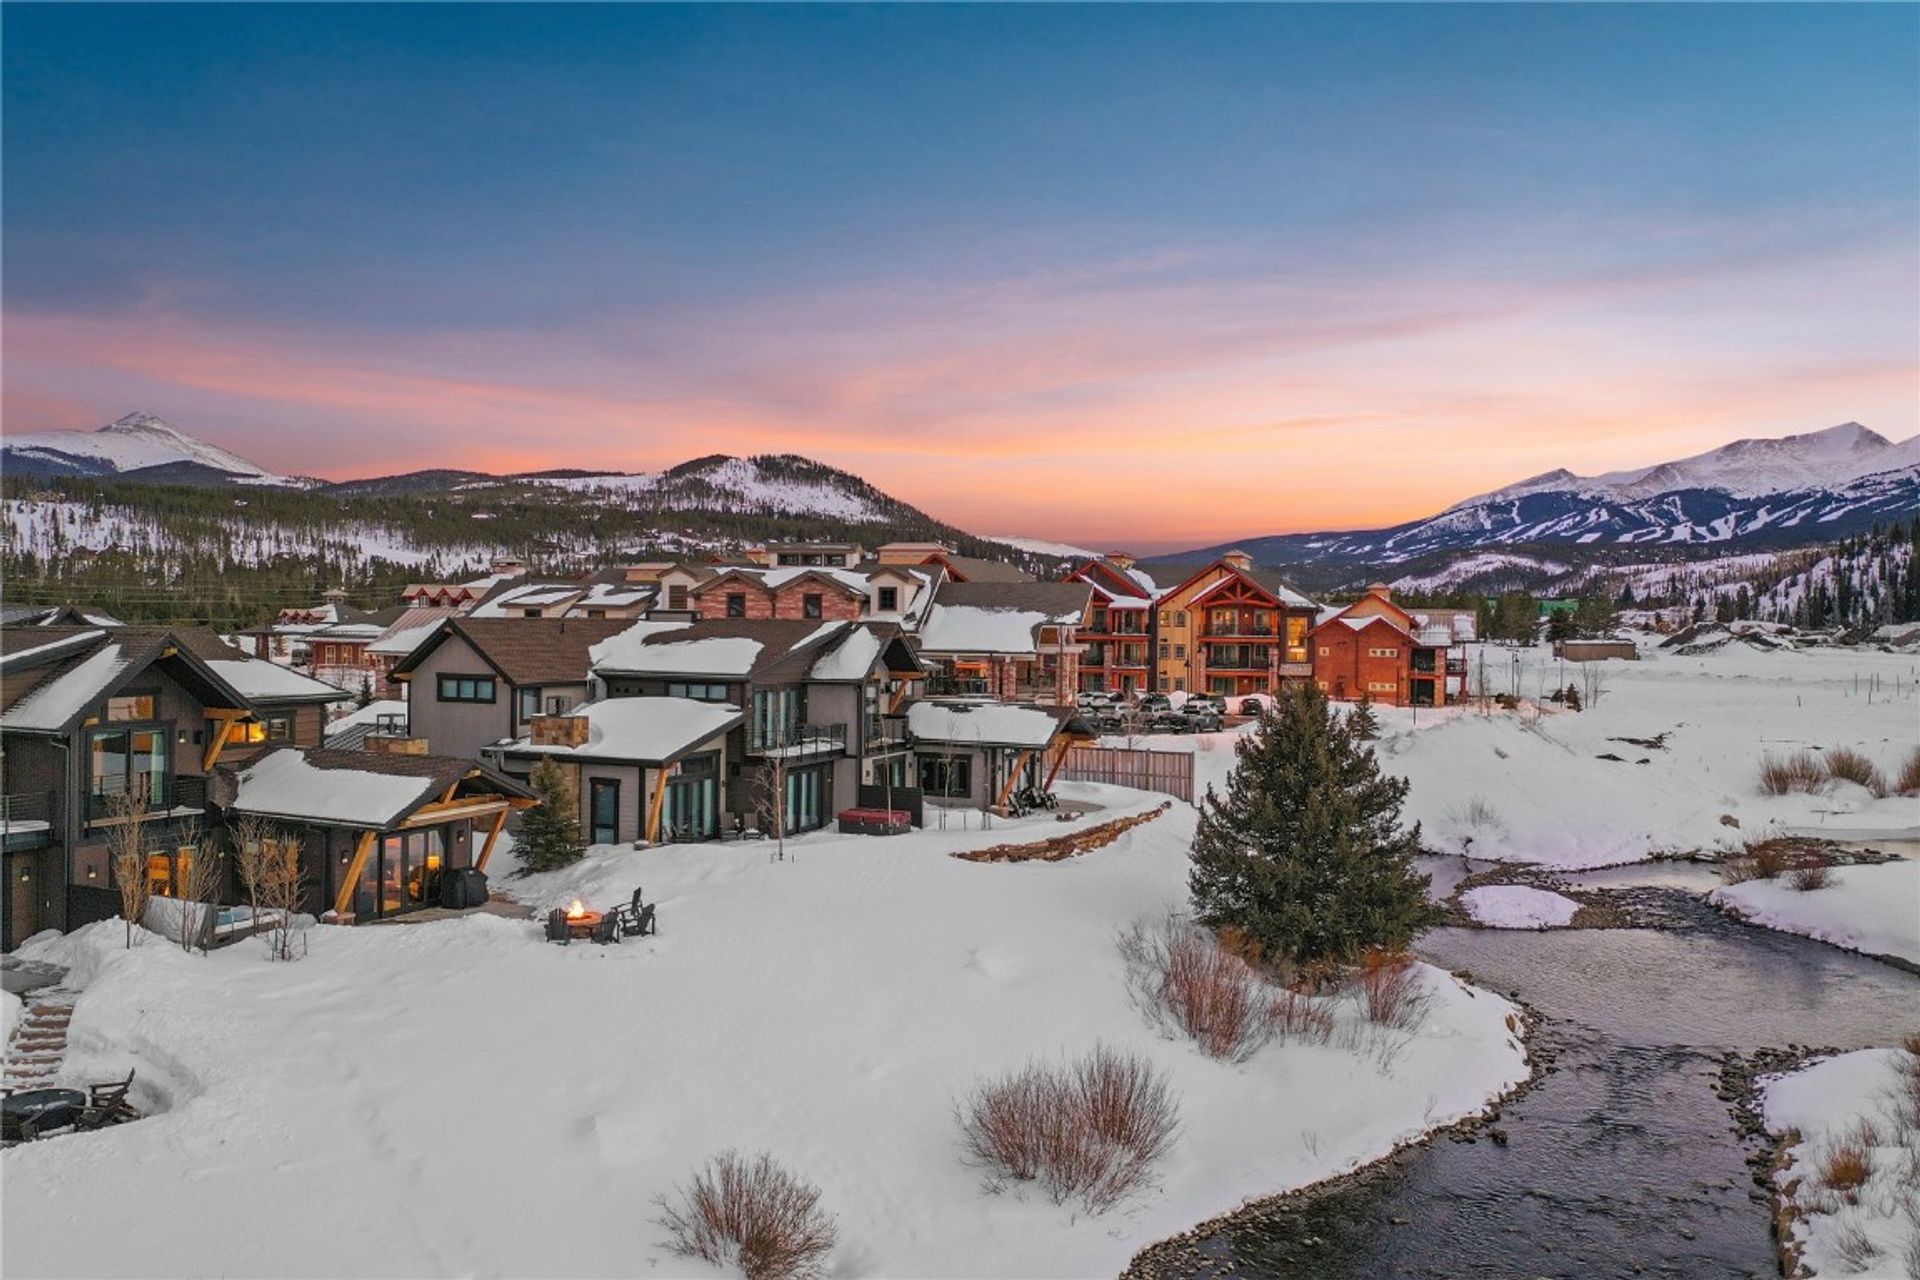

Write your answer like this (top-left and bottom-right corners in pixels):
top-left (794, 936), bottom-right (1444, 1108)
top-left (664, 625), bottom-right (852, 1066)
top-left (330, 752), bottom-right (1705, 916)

top-left (530, 713), bottom-right (591, 748)
top-left (365, 734), bottom-right (430, 756)
top-left (1107, 551), bottom-right (1136, 571)
top-left (322, 586), bottom-right (350, 606)
top-left (1222, 549), bottom-right (1254, 571)
top-left (1367, 582), bottom-right (1392, 600)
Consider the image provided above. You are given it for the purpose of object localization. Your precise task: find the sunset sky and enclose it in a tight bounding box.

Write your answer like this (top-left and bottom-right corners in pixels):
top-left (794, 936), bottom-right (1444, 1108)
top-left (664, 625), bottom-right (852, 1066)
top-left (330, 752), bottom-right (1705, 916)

top-left (5, 4), bottom-right (1916, 548)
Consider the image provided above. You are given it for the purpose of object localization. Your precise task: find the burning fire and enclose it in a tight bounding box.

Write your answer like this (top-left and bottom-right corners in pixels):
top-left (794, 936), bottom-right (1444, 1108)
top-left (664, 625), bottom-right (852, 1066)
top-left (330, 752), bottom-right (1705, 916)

top-left (565, 899), bottom-right (586, 920)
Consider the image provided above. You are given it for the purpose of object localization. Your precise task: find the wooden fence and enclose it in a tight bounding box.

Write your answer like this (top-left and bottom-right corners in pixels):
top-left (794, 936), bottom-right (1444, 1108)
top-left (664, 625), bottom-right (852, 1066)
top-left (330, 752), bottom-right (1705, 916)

top-left (1057, 746), bottom-right (1195, 803)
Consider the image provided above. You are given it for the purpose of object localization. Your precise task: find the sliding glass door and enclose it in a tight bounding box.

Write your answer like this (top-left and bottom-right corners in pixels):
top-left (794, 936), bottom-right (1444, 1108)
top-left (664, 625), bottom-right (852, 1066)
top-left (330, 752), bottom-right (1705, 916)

top-left (589, 778), bottom-right (620, 845)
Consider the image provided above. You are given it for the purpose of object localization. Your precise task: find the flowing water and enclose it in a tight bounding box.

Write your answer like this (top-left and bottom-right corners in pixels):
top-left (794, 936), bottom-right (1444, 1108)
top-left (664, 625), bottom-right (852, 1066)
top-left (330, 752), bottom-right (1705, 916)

top-left (1160, 891), bottom-right (1918, 1280)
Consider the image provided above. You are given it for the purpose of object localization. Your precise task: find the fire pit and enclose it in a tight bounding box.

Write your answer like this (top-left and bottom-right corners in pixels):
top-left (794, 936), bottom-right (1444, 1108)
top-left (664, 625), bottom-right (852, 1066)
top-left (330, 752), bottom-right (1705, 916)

top-left (564, 900), bottom-right (603, 938)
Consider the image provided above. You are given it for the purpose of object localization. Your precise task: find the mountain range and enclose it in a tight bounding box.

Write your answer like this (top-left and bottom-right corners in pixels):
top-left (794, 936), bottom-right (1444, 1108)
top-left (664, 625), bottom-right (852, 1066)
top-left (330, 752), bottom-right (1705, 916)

top-left (1157, 423), bottom-right (1919, 575)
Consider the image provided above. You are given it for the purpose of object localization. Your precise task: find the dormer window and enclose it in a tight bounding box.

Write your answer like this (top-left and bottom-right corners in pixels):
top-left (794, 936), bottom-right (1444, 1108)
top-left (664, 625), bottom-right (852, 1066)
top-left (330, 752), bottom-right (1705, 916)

top-left (803, 594), bottom-right (823, 620)
top-left (877, 587), bottom-right (899, 612)
top-left (726, 593), bottom-right (747, 618)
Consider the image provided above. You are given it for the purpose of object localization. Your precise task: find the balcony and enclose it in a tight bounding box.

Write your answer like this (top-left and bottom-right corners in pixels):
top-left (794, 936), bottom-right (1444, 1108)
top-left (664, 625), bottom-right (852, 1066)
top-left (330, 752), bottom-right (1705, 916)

top-left (927, 675), bottom-right (992, 697)
top-left (1203, 624), bottom-right (1277, 639)
top-left (749, 723), bottom-right (848, 757)
top-left (1, 791), bottom-right (55, 849)
top-left (1411, 652), bottom-right (1438, 675)
top-left (865, 714), bottom-right (910, 748)
top-left (85, 775), bottom-right (209, 825)
top-left (1446, 657), bottom-right (1468, 676)
top-left (1204, 647), bottom-right (1273, 671)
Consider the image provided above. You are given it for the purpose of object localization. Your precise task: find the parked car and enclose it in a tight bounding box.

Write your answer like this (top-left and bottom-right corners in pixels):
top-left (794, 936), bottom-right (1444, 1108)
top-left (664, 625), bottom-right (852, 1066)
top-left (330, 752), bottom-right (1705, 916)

top-left (1183, 693), bottom-right (1227, 715)
top-left (1180, 704), bottom-right (1224, 732)
top-left (1237, 696), bottom-right (1266, 717)
top-left (1136, 692), bottom-right (1173, 714)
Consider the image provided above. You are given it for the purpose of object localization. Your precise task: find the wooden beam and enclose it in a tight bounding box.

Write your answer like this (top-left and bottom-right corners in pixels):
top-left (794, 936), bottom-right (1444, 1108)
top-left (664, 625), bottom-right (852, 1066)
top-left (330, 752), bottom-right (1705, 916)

top-left (644, 768), bottom-right (670, 843)
top-left (994, 749), bottom-right (1033, 815)
top-left (475, 807), bottom-right (510, 873)
top-left (202, 717), bottom-right (240, 772)
top-left (438, 780), bottom-right (460, 805)
top-left (399, 797), bottom-right (517, 828)
top-left (1043, 741), bottom-right (1070, 791)
top-left (333, 831), bottom-right (377, 919)
top-left (887, 684), bottom-right (910, 714)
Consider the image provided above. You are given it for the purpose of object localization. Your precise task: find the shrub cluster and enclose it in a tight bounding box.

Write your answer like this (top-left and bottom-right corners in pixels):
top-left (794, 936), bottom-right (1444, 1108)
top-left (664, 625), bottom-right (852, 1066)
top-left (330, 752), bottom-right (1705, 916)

top-left (1757, 751), bottom-right (1829, 796)
top-left (1896, 746), bottom-right (1920, 798)
top-left (1758, 748), bottom-right (1900, 799)
top-left (1822, 748), bottom-right (1888, 797)
top-left (1118, 917), bottom-right (1334, 1061)
top-left (656, 1152), bottom-right (836, 1280)
top-left (1356, 948), bottom-right (1429, 1029)
top-left (956, 1045), bottom-right (1179, 1213)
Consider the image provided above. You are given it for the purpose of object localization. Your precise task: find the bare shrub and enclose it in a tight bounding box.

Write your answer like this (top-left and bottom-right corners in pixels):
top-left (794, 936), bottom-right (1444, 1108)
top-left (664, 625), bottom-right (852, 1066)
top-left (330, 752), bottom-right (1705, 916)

top-left (1270, 988), bottom-right (1336, 1045)
top-left (175, 819), bottom-right (224, 953)
top-left (1897, 746), bottom-right (1920, 797)
top-left (1357, 948), bottom-right (1428, 1030)
top-left (230, 813), bottom-right (272, 934)
top-left (1451, 795), bottom-right (1505, 833)
top-left (957, 1045), bottom-right (1178, 1213)
top-left (1816, 1124), bottom-right (1875, 1201)
top-left (1758, 751), bottom-right (1827, 796)
top-left (1822, 748), bottom-right (1888, 797)
top-left (1721, 840), bottom-right (1794, 884)
top-left (1832, 1218), bottom-right (1879, 1271)
top-left (255, 831), bottom-right (305, 961)
top-left (656, 1151), bottom-right (836, 1280)
top-left (1120, 917), bottom-right (1293, 1061)
top-left (101, 779), bottom-right (155, 949)
top-left (1788, 859), bottom-right (1835, 892)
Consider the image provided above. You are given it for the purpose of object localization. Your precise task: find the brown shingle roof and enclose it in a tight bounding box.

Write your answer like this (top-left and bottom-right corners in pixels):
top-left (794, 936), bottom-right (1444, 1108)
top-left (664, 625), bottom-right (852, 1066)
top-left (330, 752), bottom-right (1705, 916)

top-left (930, 581), bottom-right (1093, 618)
top-left (937, 555), bottom-right (1036, 584)
top-left (407, 617), bottom-right (633, 686)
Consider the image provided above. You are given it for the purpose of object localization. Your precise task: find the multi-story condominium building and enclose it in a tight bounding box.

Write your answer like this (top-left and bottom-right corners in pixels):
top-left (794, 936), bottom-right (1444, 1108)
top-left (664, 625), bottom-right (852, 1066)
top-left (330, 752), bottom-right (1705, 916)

top-left (1310, 584), bottom-right (1475, 707)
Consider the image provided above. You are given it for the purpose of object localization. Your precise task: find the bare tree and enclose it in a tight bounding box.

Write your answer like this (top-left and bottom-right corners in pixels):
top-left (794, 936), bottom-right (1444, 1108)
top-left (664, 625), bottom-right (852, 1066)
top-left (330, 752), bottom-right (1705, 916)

top-left (751, 757), bottom-right (791, 862)
top-left (255, 830), bottom-right (305, 961)
top-left (1578, 664), bottom-right (1609, 710)
top-left (230, 812), bottom-right (272, 936)
top-left (102, 780), bottom-right (154, 950)
top-left (173, 817), bottom-right (224, 952)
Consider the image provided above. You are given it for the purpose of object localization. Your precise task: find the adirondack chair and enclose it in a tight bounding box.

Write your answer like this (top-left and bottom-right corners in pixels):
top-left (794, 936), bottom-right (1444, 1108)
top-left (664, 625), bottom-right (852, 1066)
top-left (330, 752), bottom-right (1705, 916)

top-left (633, 903), bottom-right (657, 937)
top-left (591, 913), bottom-right (620, 945)
top-left (545, 909), bottom-right (571, 945)
top-left (77, 1070), bottom-right (137, 1130)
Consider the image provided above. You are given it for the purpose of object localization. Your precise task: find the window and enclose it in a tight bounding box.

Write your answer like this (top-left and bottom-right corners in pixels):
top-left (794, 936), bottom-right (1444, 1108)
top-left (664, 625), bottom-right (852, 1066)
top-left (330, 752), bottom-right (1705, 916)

top-left (667, 682), bottom-right (730, 702)
top-left (236, 715), bottom-right (292, 745)
top-left (519, 687), bottom-right (542, 722)
top-left (88, 727), bottom-right (168, 813)
top-left (1174, 678), bottom-right (1186, 692)
top-left (877, 586), bottom-right (899, 612)
top-left (1158, 610), bottom-right (1170, 627)
top-left (1157, 677), bottom-right (1170, 691)
top-left (521, 608), bottom-right (542, 619)
top-left (752, 687), bottom-right (801, 750)
top-left (438, 674), bottom-right (496, 703)
top-left (546, 695), bottom-right (571, 715)
top-left (1368, 647), bottom-right (1399, 659)
top-left (1175, 611), bottom-right (1187, 627)
top-left (803, 593), bottom-right (824, 620)
top-left (667, 584), bottom-right (689, 610)
top-left (918, 754), bottom-right (972, 798)
top-left (1173, 644), bottom-right (1186, 659)
top-left (1319, 646), bottom-right (1331, 657)
top-left (105, 693), bottom-right (155, 722)
top-left (1367, 681), bottom-right (1396, 693)
top-left (1158, 642), bottom-right (1170, 660)
top-left (726, 593), bottom-right (747, 618)
top-left (1286, 616), bottom-right (1309, 664)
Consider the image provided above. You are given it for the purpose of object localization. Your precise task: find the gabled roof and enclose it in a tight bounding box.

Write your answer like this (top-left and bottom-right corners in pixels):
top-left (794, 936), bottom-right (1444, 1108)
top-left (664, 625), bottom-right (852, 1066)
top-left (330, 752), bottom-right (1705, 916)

top-left (0, 605), bottom-right (125, 629)
top-left (590, 619), bottom-right (855, 684)
top-left (498, 697), bottom-right (743, 766)
top-left (1068, 559), bottom-right (1155, 603)
top-left (170, 628), bottom-right (347, 704)
top-left (0, 628), bottom-right (261, 734)
top-left (692, 566), bottom-right (872, 599)
top-left (1186, 565), bottom-right (1318, 611)
top-left (390, 617), bottom-right (635, 686)
top-left (924, 554), bottom-right (1036, 584)
top-left (916, 582), bottom-right (1092, 656)
top-left (217, 745), bottom-right (532, 829)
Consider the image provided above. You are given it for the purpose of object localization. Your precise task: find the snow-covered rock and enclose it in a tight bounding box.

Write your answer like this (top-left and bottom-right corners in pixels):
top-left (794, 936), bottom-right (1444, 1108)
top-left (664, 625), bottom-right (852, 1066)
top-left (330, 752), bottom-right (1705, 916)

top-left (1460, 885), bottom-right (1581, 929)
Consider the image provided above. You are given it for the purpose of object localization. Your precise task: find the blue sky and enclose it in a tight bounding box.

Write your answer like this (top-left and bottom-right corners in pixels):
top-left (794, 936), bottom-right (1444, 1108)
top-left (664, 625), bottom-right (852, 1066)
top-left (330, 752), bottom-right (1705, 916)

top-left (6, 3), bottom-right (1916, 542)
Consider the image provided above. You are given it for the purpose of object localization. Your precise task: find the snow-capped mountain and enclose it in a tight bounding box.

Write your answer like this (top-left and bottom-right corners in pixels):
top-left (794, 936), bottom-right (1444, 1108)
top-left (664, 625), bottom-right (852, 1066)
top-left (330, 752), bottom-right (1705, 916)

top-left (526, 454), bottom-right (904, 522)
top-left (1163, 422), bottom-right (1920, 571)
top-left (2, 412), bottom-right (299, 485)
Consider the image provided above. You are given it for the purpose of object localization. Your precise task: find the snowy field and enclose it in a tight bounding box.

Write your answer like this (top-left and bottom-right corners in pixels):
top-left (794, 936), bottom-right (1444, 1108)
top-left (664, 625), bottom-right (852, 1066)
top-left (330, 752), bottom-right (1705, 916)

top-left (1764, 1047), bottom-right (1920, 1279)
top-left (1122, 637), bottom-right (1918, 869)
top-left (2, 784), bottom-right (1526, 1280)
top-left (1711, 861), bottom-right (1920, 967)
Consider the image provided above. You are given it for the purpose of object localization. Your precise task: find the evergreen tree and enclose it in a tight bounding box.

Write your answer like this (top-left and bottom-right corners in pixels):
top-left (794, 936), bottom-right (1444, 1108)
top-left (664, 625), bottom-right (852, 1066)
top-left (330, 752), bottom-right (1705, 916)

top-left (1347, 692), bottom-right (1379, 741)
top-left (514, 758), bottom-right (585, 875)
top-left (1188, 685), bottom-right (1438, 967)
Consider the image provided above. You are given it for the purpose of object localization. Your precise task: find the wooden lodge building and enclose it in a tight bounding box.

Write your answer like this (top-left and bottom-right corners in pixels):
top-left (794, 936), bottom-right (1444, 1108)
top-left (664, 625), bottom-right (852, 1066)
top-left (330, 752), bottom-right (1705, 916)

top-left (1310, 584), bottom-right (1475, 708)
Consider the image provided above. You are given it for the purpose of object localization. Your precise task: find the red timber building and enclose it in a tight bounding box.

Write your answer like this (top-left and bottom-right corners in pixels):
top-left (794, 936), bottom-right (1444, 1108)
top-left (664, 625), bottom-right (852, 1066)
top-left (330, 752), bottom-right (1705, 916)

top-left (1310, 584), bottom-right (1474, 708)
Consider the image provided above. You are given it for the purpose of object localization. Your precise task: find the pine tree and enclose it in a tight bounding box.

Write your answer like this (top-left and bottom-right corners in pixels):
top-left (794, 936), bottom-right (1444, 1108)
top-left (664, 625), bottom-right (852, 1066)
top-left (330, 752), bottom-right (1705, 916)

top-left (1347, 692), bottom-right (1379, 741)
top-left (1188, 684), bottom-right (1438, 968)
top-left (514, 758), bottom-right (585, 875)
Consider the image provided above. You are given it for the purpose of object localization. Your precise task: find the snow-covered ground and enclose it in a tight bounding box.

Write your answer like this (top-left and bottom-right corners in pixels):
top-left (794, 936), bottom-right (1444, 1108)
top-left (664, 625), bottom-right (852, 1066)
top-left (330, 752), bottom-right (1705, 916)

top-left (2, 783), bottom-right (1526, 1279)
top-left (1711, 861), bottom-right (1920, 966)
top-left (1764, 1047), bottom-right (1920, 1278)
top-left (1097, 636), bottom-right (1916, 869)
top-left (1459, 885), bottom-right (1581, 929)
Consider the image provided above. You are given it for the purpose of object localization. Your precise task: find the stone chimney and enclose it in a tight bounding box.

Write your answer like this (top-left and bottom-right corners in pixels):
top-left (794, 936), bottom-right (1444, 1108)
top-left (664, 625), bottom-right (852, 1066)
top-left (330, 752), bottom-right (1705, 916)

top-left (322, 585), bottom-right (350, 606)
top-left (1107, 551), bottom-right (1136, 571)
top-left (1367, 582), bottom-right (1392, 600)
top-left (1222, 549), bottom-right (1254, 571)
top-left (365, 734), bottom-right (430, 756)
top-left (530, 713), bottom-right (591, 748)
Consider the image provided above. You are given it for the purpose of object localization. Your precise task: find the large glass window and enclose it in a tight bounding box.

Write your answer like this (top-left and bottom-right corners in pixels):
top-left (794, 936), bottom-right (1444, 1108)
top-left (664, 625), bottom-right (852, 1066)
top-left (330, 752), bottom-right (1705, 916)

top-left (665, 755), bottom-right (719, 841)
top-left (375, 828), bottom-right (445, 916)
top-left (752, 687), bottom-right (800, 751)
top-left (236, 715), bottom-right (292, 744)
top-left (589, 778), bottom-right (620, 845)
top-left (918, 754), bottom-right (972, 798)
top-left (1285, 616), bottom-right (1309, 665)
top-left (439, 674), bottom-right (496, 703)
top-left (519, 687), bottom-right (542, 722)
top-left (89, 728), bottom-right (168, 813)
top-left (667, 682), bottom-right (730, 702)
top-left (105, 693), bottom-right (156, 722)
top-left (784, 764), bottom-right (829, 833)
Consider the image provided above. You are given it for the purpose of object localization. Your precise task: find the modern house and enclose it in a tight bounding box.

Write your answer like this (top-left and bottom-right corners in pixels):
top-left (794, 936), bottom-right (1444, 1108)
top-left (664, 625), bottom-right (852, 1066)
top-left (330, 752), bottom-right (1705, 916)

top-left (1310, 584), bottom-right (1474, 707)
top-left (914, 582), bottom-right (1093, 706)
top-left (214, 744), bottom-right (534, 923)
top-left (389, 617), bottom-right (636, 762)
top-left (906, 701), bottom-right (1082, 813)
top-left (0, 626), bottom-right (346, 949)
top-left (583, 619), bottom-right (923, 837)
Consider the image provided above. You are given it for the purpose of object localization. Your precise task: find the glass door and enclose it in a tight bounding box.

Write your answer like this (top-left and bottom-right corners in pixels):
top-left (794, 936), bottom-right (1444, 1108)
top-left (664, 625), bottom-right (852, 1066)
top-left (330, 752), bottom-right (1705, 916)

top-left (589, 779), bottom-right (620, 845)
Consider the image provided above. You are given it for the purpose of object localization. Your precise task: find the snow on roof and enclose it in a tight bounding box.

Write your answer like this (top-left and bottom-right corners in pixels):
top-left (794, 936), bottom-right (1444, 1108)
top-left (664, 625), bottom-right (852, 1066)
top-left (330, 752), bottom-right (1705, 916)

top-left (0, 629), bottom-right (108, 672)
top-left (0, 642), bottom-right (131, 732)
top-left (469, 583), bottom-right (584, 617)
top-left (367, 611), bottom-right (454, 657)
top-left (584, 620), bottom-right (698, 671)
top-left (574, 583), bottom-right (655, 608)
top-left (906, 701), bottom-right (1066, 748)
top-left (205, 658), bottom-right (345, 702)
top-left (610, 635), bottom-right (765, 676)
top-left (326, 699), bottom-right (408, 737)
top-left (502, 698), bottom-right (742, 763)
top-left (916, 605), bottom-right (1056, 656)
top-left (809, 627), bottom-right (883, 681)
top-left (228, 749), bottom-right (442, 827)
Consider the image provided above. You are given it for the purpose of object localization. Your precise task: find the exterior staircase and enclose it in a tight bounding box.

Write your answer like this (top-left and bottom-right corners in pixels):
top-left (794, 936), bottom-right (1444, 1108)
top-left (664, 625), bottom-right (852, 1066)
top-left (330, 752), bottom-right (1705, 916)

top-left (4, 987), bottom-right (78, 1091)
